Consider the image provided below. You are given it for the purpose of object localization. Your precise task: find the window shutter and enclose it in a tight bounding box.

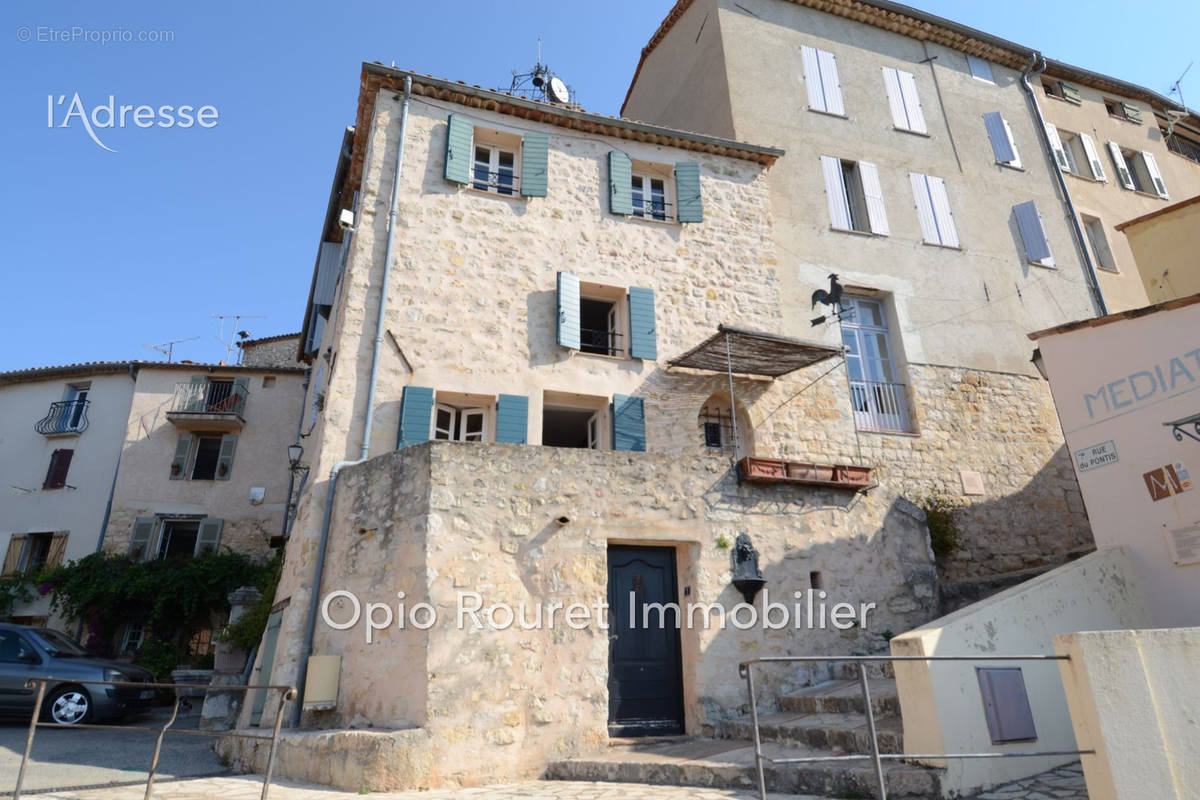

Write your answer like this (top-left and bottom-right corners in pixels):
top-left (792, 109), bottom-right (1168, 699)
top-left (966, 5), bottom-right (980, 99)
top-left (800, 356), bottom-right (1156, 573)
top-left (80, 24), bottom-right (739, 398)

top-left (556, 271), bottom-right (581, 349)
top-left (611, 395), bottom-right (646, 452)
top-left (43, 449), bottom-right (73, 489)
top-left (1142, 152), bottom-right (1169, 198)
top-left (1013, 201), bottom-right (1053, 264)
top-left (967, 55), bottom-right (994, 83)
top-left (1107, 142), bottom-right (1135, 189)
top-left (1001, 118), bottom-right (1023, 168)
top-left (883, 68), bottom-right (908, 130)
top-left (983, 112), bottom-right (1016, 164)
top-left (816, 49), bottom-right (844, 116)
top-left (1044, 125), bottom-right (1070, 172)
top-left (520, 132), bottom-right (549, 197)
top-left (674, 162), bottom-right (703, 223)
top-left (608, 151), bottom-right (633, 215)
top-left (627, 287), bottom-right (658, 360)
top-left (397, 385), bottom-right (435, 449)
top-left (494, 394), bottom-right (529, 444)
top-left (1079, 134), bottom-right (1107, 181)
top-left (231, 377), bottom-right (250, 413)
top-left (306, 363), bottom-right (325, 430)
top-left (1121, 101), bottom-right (1143, 124)
top-left (1060, 82), bottom-right (1082, 104)
top-left (910, 172), bottom-right (940, 244)
top-left (801, 46), bottom-right (826, 112)
top-left (170, 433), bottom-right (193, 480)
top-left (196, 518), bottom-right (223, 556)
top-left (897, 70), bottom-right (927, 133)
top-left (46, 533), bottom-right (69, 570)
top-left (2, 535), bottom-right (27, 577)
top-left (858, 161), bottom-right (890, 236)
top-left (215, 435), bottom-right (238, 481)
top-left (184, 375), bottom-right (206, 412)
top-left (129, 518), bottom-right (156, 561)
top-left (927, 176), bottom-right (959, 248)
top-left (444, 114), bottom-right (473, 184)
top-left (821, 155), bottom-right (851, 231)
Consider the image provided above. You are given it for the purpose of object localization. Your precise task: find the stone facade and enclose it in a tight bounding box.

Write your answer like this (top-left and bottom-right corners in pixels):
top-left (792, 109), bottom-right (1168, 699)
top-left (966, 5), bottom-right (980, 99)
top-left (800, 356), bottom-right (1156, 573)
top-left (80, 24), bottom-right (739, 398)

top-left (240, 334), bottom-right (303, 370)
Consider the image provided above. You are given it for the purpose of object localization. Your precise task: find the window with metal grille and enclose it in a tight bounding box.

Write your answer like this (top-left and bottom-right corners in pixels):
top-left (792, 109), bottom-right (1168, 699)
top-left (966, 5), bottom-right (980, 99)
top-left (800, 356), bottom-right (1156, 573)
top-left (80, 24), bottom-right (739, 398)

top-left (699, 406), bottom-right (734, 451)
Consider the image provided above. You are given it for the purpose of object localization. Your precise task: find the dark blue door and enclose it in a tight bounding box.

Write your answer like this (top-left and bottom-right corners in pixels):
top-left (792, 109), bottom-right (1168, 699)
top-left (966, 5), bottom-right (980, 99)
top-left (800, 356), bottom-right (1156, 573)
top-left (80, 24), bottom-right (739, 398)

top-left (607, 546), bottom-right (684, 736)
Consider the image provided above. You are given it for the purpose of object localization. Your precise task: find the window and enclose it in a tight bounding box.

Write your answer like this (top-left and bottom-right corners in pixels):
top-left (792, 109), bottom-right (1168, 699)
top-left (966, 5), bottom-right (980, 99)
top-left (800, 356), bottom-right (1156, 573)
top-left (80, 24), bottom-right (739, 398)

top-left (65, 383), bottom-right (89, 430)
top-left (42, 448), bottom-right (73, 489)
top-left (555, 273), bottom-right (657, 361)
top-left (121, 623), bottom-right (145, 654)
top-left (1048, 128), bottom-right (1107, 181)
top-left (909, 173), bottom-right (959, 248)
top-left (443, 114), bottom-right (547, 198)
top-left (158, 520), bottom-right (200, 559)
top-left (432, 399), bottom-right (490, 442)
top-left (1110, 146), bottom-right (1169, 198)
top-left (1164, 128), bottom-right (1200, 165)
top-left (170, 433), bottom-right (237, 481)
top-left (697, 392), bottom-right (752, 456)
top-left (1042, 79), bottom-right (1081, 104)
top-left (0, 631), bottom-right (39, 664)
top-left (1, 532), bottom-right (67, 576)
top-left (801, 45), bottom-right (845, 115)
top-left (1013, 201), bottom-right (1056, 268)
top-left (821, 156), bottom-right (889, 235)
top-left (983, 112), bottom-right (1021, 168)
top-left (966, 55), bottom-right (994, 84)
top-left (1082, 216), bottom-right (1118, 272)
top-left (397, 388), bottom-right (528, 447)
top-left (472, 142), bottom-right (517, 196)
top-left (631, 172), bottom-right (669, 221)
top-left (542, 391), bottom-right (609, 449)
top-left (1105, 99), bottom-right (1143, 124)
top-left (882, 67), bottom-right (927, 134)
top-left (841, 296), bottom-right (912, 433)
top-left (129, 517), bottom-right (222, 561)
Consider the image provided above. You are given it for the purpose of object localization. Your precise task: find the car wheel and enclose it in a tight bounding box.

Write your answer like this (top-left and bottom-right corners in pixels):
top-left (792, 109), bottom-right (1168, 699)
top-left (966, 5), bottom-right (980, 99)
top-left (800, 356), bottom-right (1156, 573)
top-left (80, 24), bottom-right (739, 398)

top-left (46, 686), bottom-right (92, 725)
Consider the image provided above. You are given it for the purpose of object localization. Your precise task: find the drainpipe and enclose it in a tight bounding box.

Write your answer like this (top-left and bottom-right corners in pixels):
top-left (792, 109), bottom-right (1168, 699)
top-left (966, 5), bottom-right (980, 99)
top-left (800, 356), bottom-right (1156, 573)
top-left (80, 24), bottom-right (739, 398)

top-left (1020, 52), bottom-right (1108, 317)
top-left (290, 76), bottom-right (413, 728)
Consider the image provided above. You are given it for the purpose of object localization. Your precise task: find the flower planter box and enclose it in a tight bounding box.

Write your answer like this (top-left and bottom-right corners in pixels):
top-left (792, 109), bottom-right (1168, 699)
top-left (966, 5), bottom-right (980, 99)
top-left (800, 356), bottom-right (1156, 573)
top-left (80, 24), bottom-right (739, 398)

top-left (738, 457), bottom-right (873, 491)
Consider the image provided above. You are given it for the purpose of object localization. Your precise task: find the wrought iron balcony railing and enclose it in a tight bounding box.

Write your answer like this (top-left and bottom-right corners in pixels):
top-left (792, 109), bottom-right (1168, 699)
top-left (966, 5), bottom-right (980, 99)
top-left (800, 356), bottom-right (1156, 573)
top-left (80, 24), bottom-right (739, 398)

top-left (848, 379), bottom-right (913, 434)
top-left (169, 380), bottom-right (248, 417)
top-left (580, 328), bottom-right (623, 357)
top-left (35, 400), bottom-right (90, 435)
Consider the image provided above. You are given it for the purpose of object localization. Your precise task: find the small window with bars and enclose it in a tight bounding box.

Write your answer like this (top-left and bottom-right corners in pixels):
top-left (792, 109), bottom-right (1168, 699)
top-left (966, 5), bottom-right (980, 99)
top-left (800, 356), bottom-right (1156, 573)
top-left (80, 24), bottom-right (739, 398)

top-left (699, 406), bottom-right (735, 451)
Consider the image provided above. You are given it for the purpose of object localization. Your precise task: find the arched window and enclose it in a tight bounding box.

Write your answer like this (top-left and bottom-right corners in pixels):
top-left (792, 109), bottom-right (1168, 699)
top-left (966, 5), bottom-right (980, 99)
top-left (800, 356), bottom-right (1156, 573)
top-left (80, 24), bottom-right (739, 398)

top-left (697, 392), bottom-right (752, 457)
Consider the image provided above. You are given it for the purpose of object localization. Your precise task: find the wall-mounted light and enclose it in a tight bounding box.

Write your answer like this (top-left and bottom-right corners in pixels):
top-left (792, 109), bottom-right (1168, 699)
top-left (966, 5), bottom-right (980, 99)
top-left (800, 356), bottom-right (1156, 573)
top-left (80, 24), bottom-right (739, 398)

top-left (287, 443), bottom-right (306, 472)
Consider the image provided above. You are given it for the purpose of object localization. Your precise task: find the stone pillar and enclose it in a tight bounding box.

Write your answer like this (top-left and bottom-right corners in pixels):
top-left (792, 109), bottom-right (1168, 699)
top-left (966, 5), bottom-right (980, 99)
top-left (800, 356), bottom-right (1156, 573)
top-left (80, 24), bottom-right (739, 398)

top-left (200, 585), bottom-right (262, 731)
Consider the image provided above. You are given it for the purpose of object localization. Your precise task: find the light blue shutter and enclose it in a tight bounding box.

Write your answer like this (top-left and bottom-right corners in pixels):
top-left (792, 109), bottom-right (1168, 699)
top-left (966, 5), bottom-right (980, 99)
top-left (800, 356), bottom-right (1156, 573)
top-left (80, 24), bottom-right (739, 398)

top-left (983, 112), bottom-right (1016, 163)
top-left (1013, 201), bottom-right (1052, 263)
top-left (1060, 82), bottom-right (1082, 104)
top-left (627, 287), bottom-right (657, 360)
top-left (215, 434), bottom-right (238, 481)
top-left (611, 395), bottom-right (646, 452)
top-left (674, 163), bottom-right (702, 223)
top-left (129, 517), bottom-right (156, 560)
top-left (184, 375), bottom-right (206, 412)
top-left (231, 377), bottom-right (250, 416)
top-left (170, 434), bottom-right (193, 480)
top-left (608, 151), bottom-right (633, 215)
top-left (444, 114), bottom-right (473, 184)
top-left (1121, 102), bottom-right (1143, 124)
top-left (196, 518), bottom-right (223, 555)
top-left (397, 386), bottom-right (435, 449)
top-left (520, 132), bottom-right (549, 197)
top-left (556, 271), bottom-right (580, 350)
top-left (494, 394), bottom-right (529, 444)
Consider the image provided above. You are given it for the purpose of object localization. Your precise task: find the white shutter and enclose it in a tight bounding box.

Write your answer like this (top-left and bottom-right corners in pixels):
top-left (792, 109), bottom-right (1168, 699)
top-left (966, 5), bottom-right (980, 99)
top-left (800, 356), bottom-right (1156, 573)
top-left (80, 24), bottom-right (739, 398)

top-left (1142, 152), bottom-right (1169, 198)
top-left (1079, 134), bottom-right (1106, 181)
top-left (858, 161), bottom-right (889, 235)
top-left (1013, 201), bottom-right (1054, 265)
top-left (967, 55), bottom-right (995, 83)
top-left (910, 172), bottom-right (940, 244)
top-left (1107, 142), bottom-right (1134, 189)
top-left (897, 70), bottom-right (927, 133)
top-left (1002, 118), bottom-right (1022, 168)
top-left (1045, 124), bottom-right (1069, 171)
top-left (821, 155), bottom-right (852, 231)
top-left (816, 49), bottom-right (844, 115)
top-left (927, 176), bottom-right (959, 248)
top-left (883, 68), bottom-right (908, 130)
top-left (801, 46), bottom-right (826, 112)
top-left (983, 112), bottom-right (1016, 164)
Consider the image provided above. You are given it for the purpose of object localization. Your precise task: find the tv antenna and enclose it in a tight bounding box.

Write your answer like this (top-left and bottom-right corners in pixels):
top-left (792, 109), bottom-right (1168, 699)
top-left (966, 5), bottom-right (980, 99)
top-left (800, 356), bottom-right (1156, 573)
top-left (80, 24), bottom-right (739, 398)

top-left (213, 313), bottom-right (266, 364)
top-left (143, 336), bottom-right (199, 363)
top-left (1169, 62), bottom-right (1192, 109)
top-left (508, 37), bottom-right (573, 105)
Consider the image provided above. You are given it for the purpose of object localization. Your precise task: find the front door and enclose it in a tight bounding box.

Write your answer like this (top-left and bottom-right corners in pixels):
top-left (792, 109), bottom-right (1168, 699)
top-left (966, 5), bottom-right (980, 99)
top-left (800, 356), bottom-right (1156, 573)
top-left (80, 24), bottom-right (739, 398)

top-left (607, 546), bottom-right (684, 736)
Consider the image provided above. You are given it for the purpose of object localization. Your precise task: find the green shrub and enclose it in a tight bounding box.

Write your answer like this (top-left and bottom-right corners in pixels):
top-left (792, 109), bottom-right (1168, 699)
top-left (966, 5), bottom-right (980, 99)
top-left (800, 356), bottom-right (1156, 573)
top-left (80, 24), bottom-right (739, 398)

top-left (917, 494), bottom-right (963, 559)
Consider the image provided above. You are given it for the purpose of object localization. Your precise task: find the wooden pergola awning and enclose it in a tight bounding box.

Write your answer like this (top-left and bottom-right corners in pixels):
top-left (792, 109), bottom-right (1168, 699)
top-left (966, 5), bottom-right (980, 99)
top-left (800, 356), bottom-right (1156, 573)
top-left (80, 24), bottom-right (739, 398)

top-left (668, 325), bottom-right (842, 378)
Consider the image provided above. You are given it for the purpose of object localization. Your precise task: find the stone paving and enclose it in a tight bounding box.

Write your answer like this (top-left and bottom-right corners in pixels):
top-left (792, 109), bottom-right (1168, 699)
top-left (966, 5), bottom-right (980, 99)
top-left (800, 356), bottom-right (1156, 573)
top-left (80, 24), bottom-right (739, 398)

top-left (27, 762), bottom-right (1089, 800)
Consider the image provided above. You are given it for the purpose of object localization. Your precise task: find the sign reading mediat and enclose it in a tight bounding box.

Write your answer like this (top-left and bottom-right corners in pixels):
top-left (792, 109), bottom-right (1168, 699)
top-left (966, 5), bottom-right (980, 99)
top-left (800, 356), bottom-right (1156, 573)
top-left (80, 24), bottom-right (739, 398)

top-left (1082, 347), bottom-right (1200, 421)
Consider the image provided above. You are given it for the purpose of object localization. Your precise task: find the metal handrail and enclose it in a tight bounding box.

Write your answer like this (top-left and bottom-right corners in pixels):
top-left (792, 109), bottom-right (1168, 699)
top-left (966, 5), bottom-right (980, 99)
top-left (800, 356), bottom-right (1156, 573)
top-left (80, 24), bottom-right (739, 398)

top-left (34, 400), bottom-right (90, 435)
top-left (13, 677), bottom-right (296, 800)
top-left (848, 379), bottom-right (912, 433)
top-left (580, 328), bottom-right (623, 356)
top-left (169, 380), bottom-right (249, 417)
top-left (738, 655), bottom-right (1093, 800)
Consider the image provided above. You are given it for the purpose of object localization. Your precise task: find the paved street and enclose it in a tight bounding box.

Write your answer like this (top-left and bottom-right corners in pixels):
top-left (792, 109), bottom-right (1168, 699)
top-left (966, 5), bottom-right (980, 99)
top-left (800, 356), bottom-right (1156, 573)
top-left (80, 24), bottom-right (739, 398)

top-left (0, 707), bottom-right (228, 795)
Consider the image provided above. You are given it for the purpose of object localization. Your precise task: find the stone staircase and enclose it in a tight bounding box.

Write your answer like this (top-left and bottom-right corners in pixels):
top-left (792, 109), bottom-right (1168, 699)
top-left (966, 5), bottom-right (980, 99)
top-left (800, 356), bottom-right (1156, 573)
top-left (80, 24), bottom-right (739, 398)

top-left (547, 661), bottom-right (946, 799)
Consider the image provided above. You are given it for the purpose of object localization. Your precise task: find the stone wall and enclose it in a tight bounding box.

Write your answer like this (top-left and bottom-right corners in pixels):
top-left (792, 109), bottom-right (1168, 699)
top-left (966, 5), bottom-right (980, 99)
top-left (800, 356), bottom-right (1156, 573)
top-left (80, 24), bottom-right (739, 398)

top-left (240, 335), bottom-right (302, 369)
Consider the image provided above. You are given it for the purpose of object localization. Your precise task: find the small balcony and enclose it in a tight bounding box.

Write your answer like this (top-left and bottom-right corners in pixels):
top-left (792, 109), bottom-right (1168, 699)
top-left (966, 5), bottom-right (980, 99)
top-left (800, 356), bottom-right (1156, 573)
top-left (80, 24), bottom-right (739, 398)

top-left (165, 380), bottom-right (248, 432)
top-left (849, 379), bottom-right (914, 434)
top-left (35, 400), bottom-right (90, 436)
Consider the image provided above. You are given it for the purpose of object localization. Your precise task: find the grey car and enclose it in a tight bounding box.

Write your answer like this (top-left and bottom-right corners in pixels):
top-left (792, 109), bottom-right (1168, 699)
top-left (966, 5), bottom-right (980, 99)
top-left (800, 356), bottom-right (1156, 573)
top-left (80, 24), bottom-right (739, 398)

top-left (0, 623), bottom-right (157, 725)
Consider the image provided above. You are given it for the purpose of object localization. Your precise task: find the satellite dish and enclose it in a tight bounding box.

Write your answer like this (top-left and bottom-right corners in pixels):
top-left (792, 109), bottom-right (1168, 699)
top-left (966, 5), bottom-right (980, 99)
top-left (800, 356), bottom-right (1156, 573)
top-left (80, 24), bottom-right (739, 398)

top-left (548, 76), bottom-right (570, 104)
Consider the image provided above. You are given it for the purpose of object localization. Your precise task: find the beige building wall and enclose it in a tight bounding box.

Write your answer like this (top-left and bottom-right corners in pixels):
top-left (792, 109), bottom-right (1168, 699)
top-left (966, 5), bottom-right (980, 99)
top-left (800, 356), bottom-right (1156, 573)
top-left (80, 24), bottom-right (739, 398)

top-left (1115, 197), bottom-right (1200, 302)
top-left (103, 365), bottom-right (305, 562)
top-left (0, 371), bottom-right (134, 621)
top-left (1037, 82), bottom-right (1200, 312)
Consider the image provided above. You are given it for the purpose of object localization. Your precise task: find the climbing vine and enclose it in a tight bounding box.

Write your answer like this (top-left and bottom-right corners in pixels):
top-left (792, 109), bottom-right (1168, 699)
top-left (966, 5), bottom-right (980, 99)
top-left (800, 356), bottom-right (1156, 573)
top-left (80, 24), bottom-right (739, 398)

top-left (916, 494), bottom-right (963, 559)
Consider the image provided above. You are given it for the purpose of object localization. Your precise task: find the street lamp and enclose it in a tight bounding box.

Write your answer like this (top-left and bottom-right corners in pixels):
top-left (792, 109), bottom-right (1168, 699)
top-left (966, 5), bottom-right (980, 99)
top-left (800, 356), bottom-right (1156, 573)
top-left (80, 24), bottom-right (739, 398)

top-left (287, 443), bottom-right (304, 471)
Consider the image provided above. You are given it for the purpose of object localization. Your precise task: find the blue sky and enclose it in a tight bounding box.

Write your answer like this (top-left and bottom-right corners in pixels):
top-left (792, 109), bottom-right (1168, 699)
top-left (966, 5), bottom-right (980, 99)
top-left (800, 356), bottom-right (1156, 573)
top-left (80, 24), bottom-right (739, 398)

top-left (1, 0), bottom-right (1195, 371)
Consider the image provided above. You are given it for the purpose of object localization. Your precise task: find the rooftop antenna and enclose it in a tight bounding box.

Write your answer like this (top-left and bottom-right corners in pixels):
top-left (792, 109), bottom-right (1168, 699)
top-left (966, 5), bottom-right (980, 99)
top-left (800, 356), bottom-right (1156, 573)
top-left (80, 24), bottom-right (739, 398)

top-left (1166, 62), bottom-right (1194, 136)
top-left (143, 336), bottom-right (200, 363)
top-left (1169, 61), bottom-right (1192, 110)
top-left (212, 313), bottom-right (266, 364)
top-left (507, 37), bottom-right (574, 105)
